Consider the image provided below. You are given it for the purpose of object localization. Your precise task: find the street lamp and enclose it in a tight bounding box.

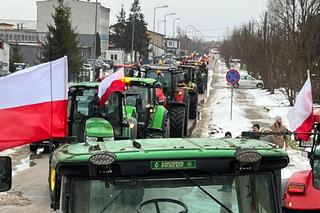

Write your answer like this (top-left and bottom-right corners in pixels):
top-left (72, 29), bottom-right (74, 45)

top-left (158, 19), bottom-right (165, 33)
top-left (92, 0), bottom-right (98, 79)
top-left (172, 17), bottom-right (180, 38)
top-left (153, 5), bottom-right (168, 33)
top-left (152, 5), bottom-right (168, 63)
top-left (185, 25), bottom-right (193, 37)
top-left (164, 13), bottom-right (176, 37)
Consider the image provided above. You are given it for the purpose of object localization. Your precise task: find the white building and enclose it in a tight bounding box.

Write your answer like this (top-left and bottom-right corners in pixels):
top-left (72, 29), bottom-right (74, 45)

top-left (165, 38), bottom-right (180, 56)
top-left (0, 40), bottom-right (10, 71)
top-left (36, 0), bottom-right (110, 52)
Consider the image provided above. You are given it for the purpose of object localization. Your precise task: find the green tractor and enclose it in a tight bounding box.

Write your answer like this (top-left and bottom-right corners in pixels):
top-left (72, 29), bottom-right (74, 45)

top-left (180, 63), bottom-right (208, 95)
top-left (67, 82), bottom-right (136, 142)
top-left (113, 77), bottom-right (170, 138)
top-left (45, 137), bottom-right (289, 212)
top-left (143, 65), bottom-right (190, 137)
top-left (29, 82), bottom-right (117, 153)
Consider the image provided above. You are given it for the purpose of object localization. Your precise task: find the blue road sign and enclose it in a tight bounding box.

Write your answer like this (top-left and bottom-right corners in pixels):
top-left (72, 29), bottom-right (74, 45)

top-left (226, 69), bottom-right (240, 85)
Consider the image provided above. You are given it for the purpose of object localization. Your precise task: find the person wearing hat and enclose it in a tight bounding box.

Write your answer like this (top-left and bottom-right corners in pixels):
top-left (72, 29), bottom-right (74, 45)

top-left (269, 116), bottom-right (289, 148)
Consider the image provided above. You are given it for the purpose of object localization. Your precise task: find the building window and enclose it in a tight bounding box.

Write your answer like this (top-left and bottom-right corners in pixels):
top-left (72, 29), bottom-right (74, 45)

top-left (29, 35), bottom-right (31, 41)
top-left (168, 41), bottom-right (173, 46)
top-left (9, 34), bottom-right (12, 41)
top-left (114, 55), bottom-right (117, 60)
top-left (111, 54), bottom-right (114, 60)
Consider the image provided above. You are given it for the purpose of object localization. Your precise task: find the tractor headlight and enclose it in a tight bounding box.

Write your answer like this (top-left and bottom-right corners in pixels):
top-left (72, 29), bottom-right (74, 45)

top-left (89, 152), bottom-right (116, 166)
top-left (103, 137), bottom-right (114, 142)
top-left (235, 149), bottom-right (261, 163)
top-left (129, 122), bottom-right (135, 128)
top-left (86, 136), bottom-right (98, 143)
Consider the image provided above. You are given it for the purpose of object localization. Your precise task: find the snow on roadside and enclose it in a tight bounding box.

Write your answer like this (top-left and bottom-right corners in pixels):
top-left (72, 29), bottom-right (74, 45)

top-left (206, 59), bottom-right (310, 178)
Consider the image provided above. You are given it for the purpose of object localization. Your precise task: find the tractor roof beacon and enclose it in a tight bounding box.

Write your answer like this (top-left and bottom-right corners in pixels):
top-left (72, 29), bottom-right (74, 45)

top-left (49, 138), bottom-right (289, 212)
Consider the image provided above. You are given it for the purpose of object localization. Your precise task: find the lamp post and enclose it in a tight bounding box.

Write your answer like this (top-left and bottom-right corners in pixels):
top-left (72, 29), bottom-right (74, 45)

top-left (131, 17), bottom-right (135, 63)
top-left (152, 5), bottom-right (168, 63)
top-left (172, 17), bottom-right (180, 38)
top-left (164, 13), bottom-right (176, 37)
top-left (158, 20), bottom-right (165, 33)
top-left (153, 5), bottom-right (168, 33)
top-left (92, 0), bottom-right (98, 79)
top-left (185, 25), bottom-right (193, 37)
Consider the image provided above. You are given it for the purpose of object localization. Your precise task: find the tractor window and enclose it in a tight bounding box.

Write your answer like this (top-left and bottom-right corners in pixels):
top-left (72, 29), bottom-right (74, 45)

top-left (72, 89), bottom-right (97, 116)
top-left (146, 71), bottom-right (171, 87)
top-left (68, 173), bottom-right (276, 213)
top-left (125, 85), bottom-right (149, 108)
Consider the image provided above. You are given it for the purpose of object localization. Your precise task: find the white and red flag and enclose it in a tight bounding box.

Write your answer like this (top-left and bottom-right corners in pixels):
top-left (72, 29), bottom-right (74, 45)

top-left (0, 57), bottom-right (68, 151)
top-left (98, 68), bottom-right (125, 106)
top-left (287, 75), bottom-right (314, 141)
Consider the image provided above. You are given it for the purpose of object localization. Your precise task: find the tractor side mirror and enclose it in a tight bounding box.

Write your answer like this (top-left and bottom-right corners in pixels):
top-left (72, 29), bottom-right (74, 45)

top-left (136, 98), bottom-right (143, 114)
top-left (0, 156), bottom-right (12, 192)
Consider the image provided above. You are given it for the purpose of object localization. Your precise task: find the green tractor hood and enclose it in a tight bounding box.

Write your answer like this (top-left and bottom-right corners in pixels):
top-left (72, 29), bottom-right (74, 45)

top-left (85, 117), bottom-right (114, 138)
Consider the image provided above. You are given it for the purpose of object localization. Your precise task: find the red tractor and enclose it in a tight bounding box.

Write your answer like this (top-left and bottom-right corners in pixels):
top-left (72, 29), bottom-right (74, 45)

top-left (143, 65), bottom-right (190, 137)
top-left (282, 110), bottom-right (320, 212)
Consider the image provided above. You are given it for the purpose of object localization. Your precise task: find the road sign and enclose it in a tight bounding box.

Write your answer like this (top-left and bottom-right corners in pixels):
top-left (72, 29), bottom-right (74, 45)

top-left (226, 69), bottom-right (240, 85)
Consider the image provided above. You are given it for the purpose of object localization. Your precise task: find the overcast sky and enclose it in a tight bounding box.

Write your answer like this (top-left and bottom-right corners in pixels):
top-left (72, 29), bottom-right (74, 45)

top-left (1, 0), bottom-right (267, 41)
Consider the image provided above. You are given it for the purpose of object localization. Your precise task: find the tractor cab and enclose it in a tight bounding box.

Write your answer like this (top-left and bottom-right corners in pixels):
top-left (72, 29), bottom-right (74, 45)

top-left (113, 64), bottom-right (142, 77)
top-left (121, 77), bottom-right (169, 138)
top-left (68, 82), bottom-right (114, 143)
top-left (143, 65), bottom-right (190, 137)
top-left (180, 62), bottom-right (207, 94)
top-left (49, 137), bottom-right (289, 212)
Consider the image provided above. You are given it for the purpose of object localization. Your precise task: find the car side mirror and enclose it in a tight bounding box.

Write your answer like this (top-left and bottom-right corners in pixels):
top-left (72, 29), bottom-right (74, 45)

top-left (0, 156), bottom-right (12, 192)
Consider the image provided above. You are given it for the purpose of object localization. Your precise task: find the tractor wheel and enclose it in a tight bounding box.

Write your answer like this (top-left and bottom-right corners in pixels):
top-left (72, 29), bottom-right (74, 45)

top-left (169, 106), bottom-right (185, 138)
top-left (189, 93), bottom-right (198, 119)
top-left (29, 144), bottom-right (38, 153)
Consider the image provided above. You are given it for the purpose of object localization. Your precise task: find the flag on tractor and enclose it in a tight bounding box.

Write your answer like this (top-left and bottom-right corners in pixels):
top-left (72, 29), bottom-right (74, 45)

top-left (98, 68), bottom-right (125, 106)
top-left (287, 76), bottom-right (314, 141)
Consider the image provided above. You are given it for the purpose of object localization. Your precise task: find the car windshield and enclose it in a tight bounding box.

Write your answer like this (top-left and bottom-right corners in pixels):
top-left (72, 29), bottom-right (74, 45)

top-left (125, 85), bottom-right (150, 107)
top-left (69, 173), bottom-right (275, 213)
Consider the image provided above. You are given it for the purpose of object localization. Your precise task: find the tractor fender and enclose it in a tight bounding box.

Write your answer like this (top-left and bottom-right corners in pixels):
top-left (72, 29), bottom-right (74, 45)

top-left (283, 170), bottom-right (320, 210)
top-left (168, 101), bottom-right (187, 109)
top-left (150, 105), bottom-right (168, 129)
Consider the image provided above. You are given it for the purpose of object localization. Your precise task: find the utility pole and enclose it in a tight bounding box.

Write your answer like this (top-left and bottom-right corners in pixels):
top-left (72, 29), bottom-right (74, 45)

top-left (92, 0), bottom-right (98, 80)
top-left (131, 15), bottom-right (135, 63)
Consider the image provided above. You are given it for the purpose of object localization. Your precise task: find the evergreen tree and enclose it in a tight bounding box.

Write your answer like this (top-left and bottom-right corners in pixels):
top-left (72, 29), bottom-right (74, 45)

top-left (124, 0), bottom-right (150, 60)
top-left (41, 2), bottom-right (83, 81)
top-left (9, 44), bottom-right (24, 72)
top-left (110, 4), bottom-right (127, 49)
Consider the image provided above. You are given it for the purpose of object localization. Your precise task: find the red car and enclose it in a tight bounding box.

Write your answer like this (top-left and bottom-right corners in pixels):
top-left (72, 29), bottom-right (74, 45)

top-left (283, 170), bottom-right (320, 212)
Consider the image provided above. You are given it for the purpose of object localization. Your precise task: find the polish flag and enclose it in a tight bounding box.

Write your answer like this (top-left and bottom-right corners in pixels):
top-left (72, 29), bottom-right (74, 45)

top-left (98, 68), bottom-right (125, 106)
top-left (0, 57), bottom-right (68, 151)
top-left (287, 76), bottom-right (314, 141)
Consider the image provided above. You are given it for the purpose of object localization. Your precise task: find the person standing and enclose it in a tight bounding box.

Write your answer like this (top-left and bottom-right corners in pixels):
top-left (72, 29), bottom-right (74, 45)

top-left (270, 116), bottom-right (289, 148)
top-left (218, 132), bottom-right (233, 192)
